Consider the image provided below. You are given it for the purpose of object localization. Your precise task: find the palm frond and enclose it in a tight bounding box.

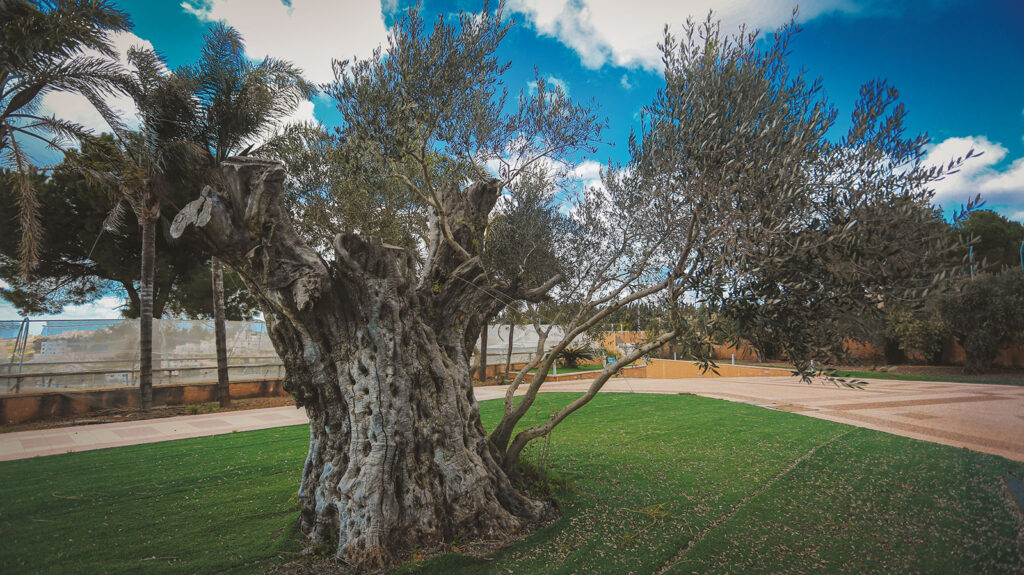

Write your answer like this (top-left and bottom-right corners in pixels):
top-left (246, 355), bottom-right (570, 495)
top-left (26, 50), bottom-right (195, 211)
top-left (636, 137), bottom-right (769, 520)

top-left (101, 198), bottom-right (130, 234)
top-left (0, 0), bottom-right (134, 275)
top-left (4, 137), bottom-right (42, 277)
top-left (0, 0), bottom-right (131, 67)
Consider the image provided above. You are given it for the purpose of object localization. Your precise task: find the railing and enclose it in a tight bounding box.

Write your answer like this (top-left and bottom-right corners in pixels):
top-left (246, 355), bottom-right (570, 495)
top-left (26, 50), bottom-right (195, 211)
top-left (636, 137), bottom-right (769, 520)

top-left (1, 355), bottom-right (281, 373)
top-left (0, 361), bottom-right (285, 394)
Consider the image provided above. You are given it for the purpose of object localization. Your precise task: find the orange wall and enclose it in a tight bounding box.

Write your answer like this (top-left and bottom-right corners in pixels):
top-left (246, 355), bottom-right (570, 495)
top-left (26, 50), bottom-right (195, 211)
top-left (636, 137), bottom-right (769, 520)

top-left (844, 338), bottom-right (1024, 368)
top-left (709, 341), bottom-right (760, 362)
top-left (940, 338), bottom-right (1024, 368)
top-left (645, 359), bottom-right (790, 379)
top-left (475, 362), bottom-right (530, 380)
top-left (594, 331), bottom-right (650, 353)
top-left (843, 340), bottom-right (887, 364)
top-left (544, 365), bottom-right (646, 382)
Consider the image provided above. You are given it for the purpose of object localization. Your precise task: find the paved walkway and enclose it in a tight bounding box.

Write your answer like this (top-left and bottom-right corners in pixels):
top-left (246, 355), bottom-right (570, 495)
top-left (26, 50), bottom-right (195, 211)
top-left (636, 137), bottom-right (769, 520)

top-left (1, 376), bottom-right (1022, 462)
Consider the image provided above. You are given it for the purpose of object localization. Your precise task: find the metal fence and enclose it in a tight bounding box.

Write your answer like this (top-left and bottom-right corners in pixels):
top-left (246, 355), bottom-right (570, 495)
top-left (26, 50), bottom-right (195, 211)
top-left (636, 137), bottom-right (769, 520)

top-left (0, 319), bottom-right (577, 394)
top-left (1, 318), bottom-right (282, 393)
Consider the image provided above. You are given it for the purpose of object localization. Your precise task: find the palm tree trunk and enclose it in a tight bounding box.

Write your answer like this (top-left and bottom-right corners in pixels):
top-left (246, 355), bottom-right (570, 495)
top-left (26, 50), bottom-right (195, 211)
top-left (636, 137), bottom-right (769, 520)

top-left (503, 322), bottom-right (515, 380)
top-left (139, 211), bottom-right (155, 412)
top-left (212, 257), bottom-right (231, 407)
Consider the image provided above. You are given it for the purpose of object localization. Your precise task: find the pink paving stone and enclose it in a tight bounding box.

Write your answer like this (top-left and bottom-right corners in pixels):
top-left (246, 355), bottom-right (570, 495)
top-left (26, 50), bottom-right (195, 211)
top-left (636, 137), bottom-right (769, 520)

top-left (20, 435), bottom-right (75, 449)
top-left (897, 411), bottom-right (939, 420)
top-left (188, 419), bottom-right (232, 429)
top-left (251, 413), bottom-right (293, 422)
top-left (112, 426), bottom-right (160, 438)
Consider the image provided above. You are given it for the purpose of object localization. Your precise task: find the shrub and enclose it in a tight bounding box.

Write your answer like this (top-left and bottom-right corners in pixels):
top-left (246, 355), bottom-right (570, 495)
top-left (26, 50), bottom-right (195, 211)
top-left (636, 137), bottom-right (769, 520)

top-left (557, 343), bottom-right (596, 369)
top-left (938, 268), bottom-right (1024, 373)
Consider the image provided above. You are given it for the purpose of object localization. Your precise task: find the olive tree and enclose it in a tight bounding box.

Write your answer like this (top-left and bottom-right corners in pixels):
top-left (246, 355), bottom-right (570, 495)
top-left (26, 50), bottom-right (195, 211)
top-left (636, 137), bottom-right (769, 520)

top-left (492, 16), bottom-right (960, 471)
top-left (170, 10), bottom-right (960, 571)
top-left (171, 7), bottom-right (600, 570)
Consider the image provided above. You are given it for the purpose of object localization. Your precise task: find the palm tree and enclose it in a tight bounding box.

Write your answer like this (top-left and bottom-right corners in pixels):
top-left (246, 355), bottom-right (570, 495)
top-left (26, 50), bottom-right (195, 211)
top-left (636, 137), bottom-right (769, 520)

top-left (1, 1), bottom-right (195, 412)
top-left (180, 24), bottom-right (314, 408)
top-left (0, 0), bottom-right (131, 276)
top-left (86, 47), bottom-right (199, 411)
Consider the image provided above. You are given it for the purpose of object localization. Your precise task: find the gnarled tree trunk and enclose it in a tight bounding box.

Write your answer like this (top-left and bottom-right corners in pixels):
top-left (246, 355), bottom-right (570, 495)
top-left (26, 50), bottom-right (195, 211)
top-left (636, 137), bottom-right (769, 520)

top-left (171, 158), bottom-right (553, 571)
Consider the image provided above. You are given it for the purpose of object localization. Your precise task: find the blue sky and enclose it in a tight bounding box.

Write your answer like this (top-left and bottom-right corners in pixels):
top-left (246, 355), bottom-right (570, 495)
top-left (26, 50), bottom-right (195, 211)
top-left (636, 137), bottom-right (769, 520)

top-left (6, 0), bottom-right (1023, 319)
top-left (37, 0), bottom-right (1024, 217)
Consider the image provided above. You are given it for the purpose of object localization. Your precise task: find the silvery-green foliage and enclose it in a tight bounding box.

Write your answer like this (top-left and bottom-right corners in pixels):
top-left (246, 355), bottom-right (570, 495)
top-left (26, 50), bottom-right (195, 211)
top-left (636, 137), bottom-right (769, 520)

top-left (324, 5), bottom-right (603, 214)
top-left (622, 15), bottom-right (965, 381)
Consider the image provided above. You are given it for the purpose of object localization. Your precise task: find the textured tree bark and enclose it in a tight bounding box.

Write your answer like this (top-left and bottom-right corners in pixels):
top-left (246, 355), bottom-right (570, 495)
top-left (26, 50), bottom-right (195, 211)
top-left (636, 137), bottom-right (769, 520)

top-left (477, 323), bottom-right (488, 381)
top-left (212, 257), bottom-right (231, 408)
top-left (171, 158), bottom-right (553, 571)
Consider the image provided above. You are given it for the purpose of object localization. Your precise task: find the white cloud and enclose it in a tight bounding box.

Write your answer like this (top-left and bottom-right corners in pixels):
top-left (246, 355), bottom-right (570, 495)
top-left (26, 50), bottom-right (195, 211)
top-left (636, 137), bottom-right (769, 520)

top-left (924, 135), bottom-right (1024, 211)
top-left (572, 159), bottom-right (601, 180)
top-left (528, 75), bottom-right (570, 97)
top-left (620, 73), bottom-right (632, 90)
top-left (38, 31), bottom-right (153, 137)
top-left (572, 159), bottom-right (603, 188)
top-left (1010, 210), bottom-right (1024, 223)
top-left (0, 295), bottom-right (125, 322)
top-left (44, 296), bottom-right (126, 320)
top-left (287, 99), bottom-right (318, 126)
top-left (181, 0), bottom-right (390, 85)
top-left (507, 0), bottom-right (857, 71)
top-left (242, 97), bottom-right (320, 151)
top-left (270, 98), bottom-right (319, 134)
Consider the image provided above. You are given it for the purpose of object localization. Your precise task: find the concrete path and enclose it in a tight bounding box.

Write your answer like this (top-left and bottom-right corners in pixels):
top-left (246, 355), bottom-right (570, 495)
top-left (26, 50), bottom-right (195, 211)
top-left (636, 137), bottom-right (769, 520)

top-left (1, 376), bottom-right (1022, 462)
top-left (0, 407), bottom-right (308, 462)
top-left (514, 377), bottom-right (1024, 462)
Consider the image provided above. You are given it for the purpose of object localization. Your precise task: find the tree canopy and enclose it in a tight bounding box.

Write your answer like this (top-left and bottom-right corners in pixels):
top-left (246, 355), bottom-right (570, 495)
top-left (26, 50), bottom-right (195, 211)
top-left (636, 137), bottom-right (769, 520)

top-left (939, 268), bottom-right (1024, 373)
top-left (956, 209), bottom-right (1024, 272)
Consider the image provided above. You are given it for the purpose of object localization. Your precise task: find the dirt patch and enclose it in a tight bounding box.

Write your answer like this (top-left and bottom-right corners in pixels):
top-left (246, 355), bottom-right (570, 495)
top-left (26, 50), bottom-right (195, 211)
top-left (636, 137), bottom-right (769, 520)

top-left (0, 395), bottom-right (296, 434)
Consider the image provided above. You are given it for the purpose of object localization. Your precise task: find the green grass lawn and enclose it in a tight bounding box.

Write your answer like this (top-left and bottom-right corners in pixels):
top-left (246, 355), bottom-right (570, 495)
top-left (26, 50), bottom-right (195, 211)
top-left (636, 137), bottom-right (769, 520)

top-left (830, 369), bottom-right (1024, 387)
top-left (2, 394), bottom-right (1022, 574)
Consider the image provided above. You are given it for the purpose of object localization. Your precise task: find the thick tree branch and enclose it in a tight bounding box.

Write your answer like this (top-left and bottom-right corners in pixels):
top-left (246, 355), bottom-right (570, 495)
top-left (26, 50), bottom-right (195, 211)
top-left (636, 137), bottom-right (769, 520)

top-left (170, 157), bottom-right (330, 314)
top-left (519, 273), bottom-right (562, 301)
top-left (502, 328), bottom-right (679, 471)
